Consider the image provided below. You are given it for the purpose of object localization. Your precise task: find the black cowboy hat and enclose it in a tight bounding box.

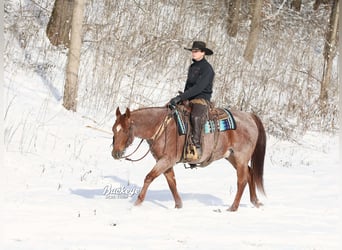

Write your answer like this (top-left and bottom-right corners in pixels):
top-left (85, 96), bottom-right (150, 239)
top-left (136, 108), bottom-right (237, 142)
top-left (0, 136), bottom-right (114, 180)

top-left (184, 41), bottom-right (213, 55)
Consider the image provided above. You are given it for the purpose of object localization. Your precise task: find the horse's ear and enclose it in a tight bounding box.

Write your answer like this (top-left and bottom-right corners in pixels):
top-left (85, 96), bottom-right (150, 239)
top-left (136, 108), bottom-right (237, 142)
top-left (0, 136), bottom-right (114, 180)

top-left (125, 108), bottom-right (131, 118)
top-left (116, 107), bottom-right (121, 117)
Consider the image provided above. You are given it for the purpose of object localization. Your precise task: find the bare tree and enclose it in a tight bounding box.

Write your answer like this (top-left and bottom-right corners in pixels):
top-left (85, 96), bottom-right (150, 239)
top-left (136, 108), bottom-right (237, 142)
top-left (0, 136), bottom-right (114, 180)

top-left (243, 0), bottom-right (263, 64)
top-left (46, 0), bottom-right (74, 48)
top-left (320, 0), bottom-right (339, 110)
top-left (63, 0), bottom-right (85, 111)
top-left (225, 0), bottom-right (242, 37)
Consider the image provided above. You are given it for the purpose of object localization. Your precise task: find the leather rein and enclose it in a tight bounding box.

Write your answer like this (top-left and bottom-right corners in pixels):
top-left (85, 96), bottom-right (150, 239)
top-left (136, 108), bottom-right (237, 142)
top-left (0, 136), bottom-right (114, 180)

top-left (122, 138), bottom-right (149, 162)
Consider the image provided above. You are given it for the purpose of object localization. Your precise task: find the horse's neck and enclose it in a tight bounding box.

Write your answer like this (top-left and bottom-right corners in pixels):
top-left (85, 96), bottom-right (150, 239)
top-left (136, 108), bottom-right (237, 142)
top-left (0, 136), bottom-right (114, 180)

top-left (131, 107), bottom-right (168, 139)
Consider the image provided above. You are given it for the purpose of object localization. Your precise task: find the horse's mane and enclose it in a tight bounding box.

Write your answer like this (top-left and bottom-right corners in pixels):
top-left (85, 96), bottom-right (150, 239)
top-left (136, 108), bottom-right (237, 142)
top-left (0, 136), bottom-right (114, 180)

top-left (131, 106), bottom-right (169, 113)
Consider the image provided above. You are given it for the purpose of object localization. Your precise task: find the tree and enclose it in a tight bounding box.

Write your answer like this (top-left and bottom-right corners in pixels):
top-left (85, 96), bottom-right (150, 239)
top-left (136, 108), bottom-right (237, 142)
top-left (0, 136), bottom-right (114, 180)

top-left (319, 0), bottom-right (339, 110)
top-left (63, 0), bottom-right (85, 111)
top-left (46, 0), bottom-right (74, 48)
top-left (243, 0), bottom-right (263, 64)
top-left (225, 0), bottom-right (242, 37)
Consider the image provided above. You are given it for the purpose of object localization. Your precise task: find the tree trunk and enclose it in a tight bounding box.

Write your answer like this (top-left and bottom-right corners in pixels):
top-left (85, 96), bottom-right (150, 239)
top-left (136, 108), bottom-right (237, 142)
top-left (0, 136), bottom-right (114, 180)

top-left (243, 0), bottom-right (263, 64)
top-left (320, 0), bottom-right (339, 110)
top-left (291, 0), bottom-right (302, 11)
top-left (46, 0), bottom-right (74, 48)
top-left (63, 0), bottom-right (85, 111)
top-left (225, 0), bottom-right (241, 37)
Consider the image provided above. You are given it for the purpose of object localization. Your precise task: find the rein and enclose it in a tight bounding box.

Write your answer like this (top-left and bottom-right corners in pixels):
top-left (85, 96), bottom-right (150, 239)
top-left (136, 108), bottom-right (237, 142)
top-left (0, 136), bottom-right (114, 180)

top-left (123, 139), bottom-right (150, 162)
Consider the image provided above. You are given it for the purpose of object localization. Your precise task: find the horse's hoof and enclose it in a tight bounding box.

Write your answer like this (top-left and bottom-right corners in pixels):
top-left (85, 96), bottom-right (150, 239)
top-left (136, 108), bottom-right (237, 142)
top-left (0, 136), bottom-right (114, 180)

top-left (251, 200), bottom-right (263, 208)
top-left (227, 205), bottom-right (238, 212)
top-left (175, 203), bottom-right (183, 209)
top-left (134, 199), bottom-right (143, 206)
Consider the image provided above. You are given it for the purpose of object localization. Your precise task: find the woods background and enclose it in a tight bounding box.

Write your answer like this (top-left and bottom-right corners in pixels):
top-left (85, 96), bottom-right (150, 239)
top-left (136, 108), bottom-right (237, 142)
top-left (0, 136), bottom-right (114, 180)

top-left (4, 0), bottom-right (339, 139)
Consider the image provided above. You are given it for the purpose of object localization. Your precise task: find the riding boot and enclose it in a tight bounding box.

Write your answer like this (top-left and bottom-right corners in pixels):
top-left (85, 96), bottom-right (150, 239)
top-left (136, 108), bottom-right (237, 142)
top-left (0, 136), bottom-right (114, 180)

top-left (190, 102), bottom-right (207, 159)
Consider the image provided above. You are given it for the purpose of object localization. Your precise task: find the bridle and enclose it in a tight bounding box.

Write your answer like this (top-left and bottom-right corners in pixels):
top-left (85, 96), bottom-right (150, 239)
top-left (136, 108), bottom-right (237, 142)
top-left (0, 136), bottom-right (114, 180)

top-left (114, 114), bottom-right (172, 162)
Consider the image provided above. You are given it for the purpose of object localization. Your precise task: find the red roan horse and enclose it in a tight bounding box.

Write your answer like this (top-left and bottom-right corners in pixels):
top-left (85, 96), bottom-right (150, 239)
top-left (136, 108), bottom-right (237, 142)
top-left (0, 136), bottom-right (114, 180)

top-left (111, 106), bottom-right (266, 211)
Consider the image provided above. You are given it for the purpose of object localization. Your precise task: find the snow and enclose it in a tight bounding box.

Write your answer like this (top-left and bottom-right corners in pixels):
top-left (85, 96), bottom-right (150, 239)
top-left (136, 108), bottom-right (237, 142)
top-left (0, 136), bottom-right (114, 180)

top-left (1, 70), bottom-right (341, 250)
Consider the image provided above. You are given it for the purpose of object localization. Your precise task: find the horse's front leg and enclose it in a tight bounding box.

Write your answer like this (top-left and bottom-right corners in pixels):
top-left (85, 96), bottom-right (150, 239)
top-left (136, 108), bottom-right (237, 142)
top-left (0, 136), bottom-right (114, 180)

top-left (134, 158), bottom-right (173, 206)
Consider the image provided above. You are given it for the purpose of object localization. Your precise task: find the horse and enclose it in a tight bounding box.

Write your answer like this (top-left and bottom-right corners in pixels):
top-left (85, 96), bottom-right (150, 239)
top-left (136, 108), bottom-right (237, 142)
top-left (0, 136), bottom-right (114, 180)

top-left (111, 105), bottom-right (266, 211)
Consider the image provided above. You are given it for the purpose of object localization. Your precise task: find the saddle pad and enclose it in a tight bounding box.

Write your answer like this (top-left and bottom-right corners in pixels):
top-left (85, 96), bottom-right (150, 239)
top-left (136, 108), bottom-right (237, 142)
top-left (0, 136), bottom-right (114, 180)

top-left (204, 108), bottom-right (236, 134)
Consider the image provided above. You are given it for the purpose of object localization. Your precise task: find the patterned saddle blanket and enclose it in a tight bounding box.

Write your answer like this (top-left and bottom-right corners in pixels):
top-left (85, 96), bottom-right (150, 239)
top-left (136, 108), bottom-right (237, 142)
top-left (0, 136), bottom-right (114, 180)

top-left (204, 108), bottom-right (236, 133)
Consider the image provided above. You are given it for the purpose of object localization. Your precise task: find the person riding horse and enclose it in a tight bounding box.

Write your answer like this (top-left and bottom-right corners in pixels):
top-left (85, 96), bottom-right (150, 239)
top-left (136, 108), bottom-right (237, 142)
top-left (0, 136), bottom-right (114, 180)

top-left (169, 41), bottom-right (215, 159)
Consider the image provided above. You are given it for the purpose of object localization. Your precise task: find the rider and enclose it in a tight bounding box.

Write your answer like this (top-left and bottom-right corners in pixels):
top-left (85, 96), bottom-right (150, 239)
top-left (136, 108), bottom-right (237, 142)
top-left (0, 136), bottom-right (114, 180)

top-left (169, 41), bottom-right (215, 159)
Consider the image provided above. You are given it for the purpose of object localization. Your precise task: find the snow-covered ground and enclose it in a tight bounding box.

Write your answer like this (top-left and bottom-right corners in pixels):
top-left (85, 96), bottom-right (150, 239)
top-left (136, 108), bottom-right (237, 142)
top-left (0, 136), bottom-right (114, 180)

top-left (1, 71), bottom-right (341, 250)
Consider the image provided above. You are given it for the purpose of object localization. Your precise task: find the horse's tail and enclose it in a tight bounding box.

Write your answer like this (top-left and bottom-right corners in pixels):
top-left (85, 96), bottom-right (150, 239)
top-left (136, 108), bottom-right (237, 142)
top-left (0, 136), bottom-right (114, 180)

top-left (251, 113), bottom-right (266, 196)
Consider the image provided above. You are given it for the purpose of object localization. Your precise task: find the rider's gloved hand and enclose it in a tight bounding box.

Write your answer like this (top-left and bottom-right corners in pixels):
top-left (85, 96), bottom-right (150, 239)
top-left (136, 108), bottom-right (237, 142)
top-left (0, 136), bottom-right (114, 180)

top-left (169, 96), bottom-right (182, 106)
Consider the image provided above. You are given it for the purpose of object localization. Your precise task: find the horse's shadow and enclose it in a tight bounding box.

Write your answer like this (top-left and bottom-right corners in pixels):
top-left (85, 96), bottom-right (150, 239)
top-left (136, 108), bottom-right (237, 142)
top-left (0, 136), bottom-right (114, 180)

top-left (70, 175), bottom-right (224, 208)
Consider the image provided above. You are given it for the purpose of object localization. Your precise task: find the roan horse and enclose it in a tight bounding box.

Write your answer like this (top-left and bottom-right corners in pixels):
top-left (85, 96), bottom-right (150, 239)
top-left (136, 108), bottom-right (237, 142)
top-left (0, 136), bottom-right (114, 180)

top-left (111, 106), bottom-right (266, 211)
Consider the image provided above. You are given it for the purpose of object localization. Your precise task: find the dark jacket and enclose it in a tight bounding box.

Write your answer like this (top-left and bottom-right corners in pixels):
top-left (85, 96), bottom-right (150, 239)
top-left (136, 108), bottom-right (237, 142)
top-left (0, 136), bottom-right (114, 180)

top-left (180, 58), bottom-right (215, 101)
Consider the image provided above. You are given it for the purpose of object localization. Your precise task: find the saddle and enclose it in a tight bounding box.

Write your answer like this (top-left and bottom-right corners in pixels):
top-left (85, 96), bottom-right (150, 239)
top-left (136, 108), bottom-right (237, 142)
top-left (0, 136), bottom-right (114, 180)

top-left (170, 101), bottom-right (236, 166)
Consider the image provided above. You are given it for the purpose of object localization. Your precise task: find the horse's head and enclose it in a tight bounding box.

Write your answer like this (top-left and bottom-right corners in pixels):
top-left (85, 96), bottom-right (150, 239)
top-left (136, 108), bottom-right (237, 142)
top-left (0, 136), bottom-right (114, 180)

top-left (111, 107), bottom-right (134, 159)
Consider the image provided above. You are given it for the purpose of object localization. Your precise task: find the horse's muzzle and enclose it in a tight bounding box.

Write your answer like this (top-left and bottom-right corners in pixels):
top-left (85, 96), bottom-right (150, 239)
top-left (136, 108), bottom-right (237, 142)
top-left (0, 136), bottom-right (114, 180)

top-left (112, 150), bottom-right (123, 159)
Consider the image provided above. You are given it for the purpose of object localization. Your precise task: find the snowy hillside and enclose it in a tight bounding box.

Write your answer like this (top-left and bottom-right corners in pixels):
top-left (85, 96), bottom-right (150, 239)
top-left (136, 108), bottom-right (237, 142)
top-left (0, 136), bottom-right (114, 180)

top-left (4, 0), bottom-right (339, 135)
top-left (2, 67), bottom-right (340, 250)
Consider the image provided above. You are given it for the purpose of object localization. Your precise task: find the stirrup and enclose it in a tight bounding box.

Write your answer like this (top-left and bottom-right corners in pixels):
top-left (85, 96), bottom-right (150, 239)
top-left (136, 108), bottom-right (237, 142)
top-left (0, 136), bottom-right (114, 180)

top-left (186, 145), bottom-right (200, 161)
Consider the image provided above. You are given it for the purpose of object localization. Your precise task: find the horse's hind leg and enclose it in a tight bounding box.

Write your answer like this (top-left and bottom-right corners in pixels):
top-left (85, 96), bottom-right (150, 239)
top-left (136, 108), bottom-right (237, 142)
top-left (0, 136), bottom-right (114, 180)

top-left (248, 166), bottom-right (263, 208)
top-left (228, 157), bottom-right (263, 210)
top-left (164, 167), bottom-right (183, 208)
top-left (227, 157), bottom-right (249, 211)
